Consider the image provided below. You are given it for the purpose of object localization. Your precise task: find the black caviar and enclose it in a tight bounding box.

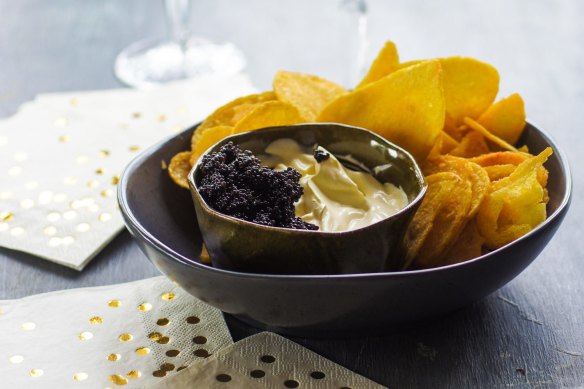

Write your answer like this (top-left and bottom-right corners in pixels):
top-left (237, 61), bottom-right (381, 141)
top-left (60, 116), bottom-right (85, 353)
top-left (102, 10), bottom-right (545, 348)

top-left (197, 142), bottom-right (318, 230)
top-left (313, 147), bottom-right (330, 163)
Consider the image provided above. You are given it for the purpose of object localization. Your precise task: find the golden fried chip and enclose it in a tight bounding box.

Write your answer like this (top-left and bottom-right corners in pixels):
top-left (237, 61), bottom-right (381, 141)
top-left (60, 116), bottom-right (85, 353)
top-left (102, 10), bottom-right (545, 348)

top-left (168, 151), bottom-right (193, 189)
top-left (449, 131), bottom-right (490, 158)
top-left (403, 172), bottom-right (472, 269)
top-left (232, 100), bottom-right (304, 133)
top-left (317, 60), bottom-right (445, 161)
top-left (273, 71), bottom-right (347, 121)
top-left (191, 92), bottom-right (275, 148)
top-left (464, 117), bottom-right (518, 152)
top-left (440, 57), bottom-right (500, 127)
top-left (438, 220), bottom-right (485, 266)
top-left (476, 147), bottom-right (552, 249)
top-left (427, 131), bottom-right (459, 160)
top-left (190, 125), bottom-right (233, 165)
top-left (483, 164), bottom-right (517, 182)
top-left (478, 93), bottom-right (526, 145)
top-left (423, 155), bottom-right (490, 218)
top-left (356, 41), bottom-right (399, 88)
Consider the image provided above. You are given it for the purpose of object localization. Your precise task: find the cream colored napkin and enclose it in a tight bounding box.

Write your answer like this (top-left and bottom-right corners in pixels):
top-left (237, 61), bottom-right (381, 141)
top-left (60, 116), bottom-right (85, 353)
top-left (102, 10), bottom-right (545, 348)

top-left (0, 276), bottom-right (233, 388)
top-left (0, 75), bottom-right (256, 269)
top-left (149, 332), bottom-right (386, 389)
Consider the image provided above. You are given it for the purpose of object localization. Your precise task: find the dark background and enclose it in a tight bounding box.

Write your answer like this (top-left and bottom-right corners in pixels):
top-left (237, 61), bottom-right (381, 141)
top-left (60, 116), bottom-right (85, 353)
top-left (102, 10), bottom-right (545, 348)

top-left (1, 1), bottom-right (583, 387)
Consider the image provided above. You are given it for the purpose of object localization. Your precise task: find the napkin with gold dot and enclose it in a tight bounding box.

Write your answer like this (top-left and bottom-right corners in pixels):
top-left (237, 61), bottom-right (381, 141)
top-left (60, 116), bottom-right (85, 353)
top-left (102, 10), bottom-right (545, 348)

top-left (0, 276), bottom-right (233, 388)
top-left (0, 75), bottom-right (256, 270)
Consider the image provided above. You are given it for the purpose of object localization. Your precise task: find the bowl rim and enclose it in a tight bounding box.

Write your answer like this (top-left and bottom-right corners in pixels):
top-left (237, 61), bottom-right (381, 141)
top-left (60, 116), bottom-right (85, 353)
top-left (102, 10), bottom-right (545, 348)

top-left (118, 120), bottom-right (572, 281)
top-left (187, 123), bottom-right (427, 236)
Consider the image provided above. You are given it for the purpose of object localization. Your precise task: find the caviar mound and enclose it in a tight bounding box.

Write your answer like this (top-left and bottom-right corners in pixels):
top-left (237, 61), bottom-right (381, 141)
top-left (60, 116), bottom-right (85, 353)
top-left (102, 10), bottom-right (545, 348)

top-left (197, 141), bottom-right (318, 231)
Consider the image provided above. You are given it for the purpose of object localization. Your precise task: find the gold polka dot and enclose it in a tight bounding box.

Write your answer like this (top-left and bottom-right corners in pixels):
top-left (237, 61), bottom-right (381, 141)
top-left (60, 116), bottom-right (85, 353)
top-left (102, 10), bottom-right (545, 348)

top-left (19, 199), bottom-right (34, 209)
top-left (1, 211), bottom-right (13, 221)
top-left (62, 236), bottom-right (75, 245)
top-left (79, 331), bottom-right (93, 340)
top-left (30, 368), bottom-right (44, 377)
top-left (14, 152), bottom-right (28, 162)
top-left (89, 316), bottom-right (103, 325)
top-left (87, 180), bottom-right (100, 188)
top-left (9, 355), bottom-right (24, 364)
top-left (95, 168), bottom-right (105, 175)
top-left (70, 98), bottom-right (79, 107)
top-left (186, 316), bottom-right (200, 324)
top-left (129, 145), bottom-right (140, 152)
top-left (21, 322), bottom-right (36, 331)
top-left (158, 114), bottom-right (167, 122)
top-left (24, 181), bottom-right (38, 190)
top-left (132, 112), bottom-right (141, 119)
top-left (8, 166), bottom-right (22, 176)
top-left (148, 332), bottom-right (163, 341)
top-left (107, 353), bottom-right (121, 361)
top-left (109, 374), bottom-right (128, 385)
top-left (108, 300), bottom-right (122, 308)
top-left (99, 213), bottom-right (112, 222)
top-left (161, 292), bottom-right (176, 301)
top-left (54, 117), bottom-right (69, 127)
top-left (100, 189), bottom-right (114, 198)
top-left (138, 303), bottom-right (152, 312)
top-left (76, 155), bottom-right (89, 164)
top-left (157, 336), bottom-right (170, 344)
top-left (43, 226), bottom-right (57, 236)
top-left (99, 150), bottom-right (110, 157)
top-left (63, 210), bottom-right (77, 220)
top-left (58, 135), bottom-right (71, 143)
top-left (118, 333), bottom-right (133, 342)
top-left (111, 176), bottom-right (120, 185)
top-left (64, 176), bottom-right (77, 186)
top-left (165, 349), bottom-right (180, 357)
top-left (73, 372), bottom-right (88, 381)
top-left (10, 227), bottom-right (25, 237)
top-left (48, 237), bottom-right (62, 247)
top-left (135, 347), bottom-right (151, 356)
top-left (156, 318), bottom-right (170, 326)
top-left (76, 223), bottom-right (91, 232)
top-left (47, 212), bottom-right (60, 222)
top-left (127, 370), bottom-right (141, 379)
top-left (152, 370), bottom-right (166, 378)
top-left (160, 363), bottom-right (175, 372)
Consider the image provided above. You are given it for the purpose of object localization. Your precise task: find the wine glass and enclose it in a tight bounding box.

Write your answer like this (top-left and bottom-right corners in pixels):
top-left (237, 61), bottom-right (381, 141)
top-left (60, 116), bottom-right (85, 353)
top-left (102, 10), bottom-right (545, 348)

top-left (339, 0), bottom-right (369, 87)
top-left (114, 0), bottom-right (246, 88)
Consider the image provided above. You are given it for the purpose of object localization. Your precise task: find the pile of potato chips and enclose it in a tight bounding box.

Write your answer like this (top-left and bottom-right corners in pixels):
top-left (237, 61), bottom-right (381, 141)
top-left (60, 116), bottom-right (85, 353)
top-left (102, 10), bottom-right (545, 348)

top-left (169, 40), bottom-right (552, 270)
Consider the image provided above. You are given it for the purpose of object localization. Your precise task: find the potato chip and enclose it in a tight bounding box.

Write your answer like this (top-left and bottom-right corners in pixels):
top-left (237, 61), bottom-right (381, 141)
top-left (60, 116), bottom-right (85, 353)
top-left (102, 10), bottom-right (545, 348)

top-left (403, 172), bottom-right (472, 269)
top-left (190, 125), bottom-right (233, 165)
top-left (427, 131), bottom-right (459, 160)
top-left (464, 117), bottom-right (518, 152)
top-left (273, 71), bottom-right (347, 121)
top-left (439, 57), bottom-right (500, 127)
top-left (356, 41), bottom-right (399, 88)
top-left (476, 147), bottom-right (552, 249)
top-left (191, 92), bottom-right (275, 148)
top-left (482, 164), bottom-right (517, 182)
top-left (469, 150), bottom-right (548, 188)
top-left (449, 131), bottom-right (490, 158)
top-left (317, 60), bottom-right (445, 161)
top-left (438, 220), bottom-right (485, 266)
top-left (423, 155), bottom-right (490, 218)
top-left (232, 100), bottom-right (305, 134)
top-left (168, 151), bottom-right (193, 189)
top-left (478, 93), bottom-right (526, 145)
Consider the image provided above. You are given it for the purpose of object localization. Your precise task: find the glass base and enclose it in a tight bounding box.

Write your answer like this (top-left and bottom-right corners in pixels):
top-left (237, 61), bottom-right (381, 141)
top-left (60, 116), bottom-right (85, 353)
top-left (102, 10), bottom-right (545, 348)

top-left (114, 36), bottom-right (246, 88)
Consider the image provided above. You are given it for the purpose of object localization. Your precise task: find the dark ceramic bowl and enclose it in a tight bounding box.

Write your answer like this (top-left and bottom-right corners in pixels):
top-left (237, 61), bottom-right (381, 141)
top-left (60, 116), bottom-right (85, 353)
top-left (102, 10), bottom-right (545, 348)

top-left (118, 122), bottom-right (571, 337)
top-left (188, 124), bottom-right (426, 275)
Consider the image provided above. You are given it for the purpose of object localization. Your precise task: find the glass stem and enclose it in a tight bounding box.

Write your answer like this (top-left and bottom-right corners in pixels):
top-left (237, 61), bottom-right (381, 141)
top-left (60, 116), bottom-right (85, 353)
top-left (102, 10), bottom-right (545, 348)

top-left (165, 0), bottom-right (191, 50)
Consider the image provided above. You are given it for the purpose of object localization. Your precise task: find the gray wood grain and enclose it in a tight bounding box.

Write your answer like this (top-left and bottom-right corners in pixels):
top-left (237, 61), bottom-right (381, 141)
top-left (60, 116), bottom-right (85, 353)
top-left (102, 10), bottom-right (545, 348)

top-left (1, 0), bottom-right (583, 387)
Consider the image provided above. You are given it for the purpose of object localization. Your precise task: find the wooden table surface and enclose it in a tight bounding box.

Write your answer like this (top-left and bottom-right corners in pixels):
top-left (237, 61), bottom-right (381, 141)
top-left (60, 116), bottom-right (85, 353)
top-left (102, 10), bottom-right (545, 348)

top-left (1, 0), bottom-right (583, 387)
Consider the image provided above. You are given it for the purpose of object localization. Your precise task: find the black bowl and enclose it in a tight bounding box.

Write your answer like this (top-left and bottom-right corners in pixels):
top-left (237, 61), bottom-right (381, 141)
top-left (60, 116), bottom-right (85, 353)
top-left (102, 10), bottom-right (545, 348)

top-left (118, 122), bottom-right (571, 337)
